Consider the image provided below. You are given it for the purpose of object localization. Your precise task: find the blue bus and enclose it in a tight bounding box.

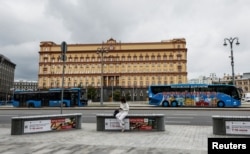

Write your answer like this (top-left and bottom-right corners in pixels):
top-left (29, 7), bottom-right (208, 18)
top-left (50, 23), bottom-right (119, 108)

top-left (148, 84), bottom-right (241, 107)
top-left (12, 88), bottom-right (88, 108)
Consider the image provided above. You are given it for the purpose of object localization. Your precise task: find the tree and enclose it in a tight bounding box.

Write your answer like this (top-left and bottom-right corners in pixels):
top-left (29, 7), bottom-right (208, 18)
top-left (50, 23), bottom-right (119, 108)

top-left (125, 92), bottom-right (131, 101)
top-left (113, 90), bottom-right (121, 101)
top-left (87, 86), bottom-right (97, 100)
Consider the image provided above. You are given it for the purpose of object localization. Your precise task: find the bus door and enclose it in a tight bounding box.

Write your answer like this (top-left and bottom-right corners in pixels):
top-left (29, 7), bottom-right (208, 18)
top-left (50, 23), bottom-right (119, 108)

top-left (18, 93), bottom-right (27, 107)
top-left (70, 92), bottom-right (77, 106)
top-left (40, 93), bottom-right (50, 107)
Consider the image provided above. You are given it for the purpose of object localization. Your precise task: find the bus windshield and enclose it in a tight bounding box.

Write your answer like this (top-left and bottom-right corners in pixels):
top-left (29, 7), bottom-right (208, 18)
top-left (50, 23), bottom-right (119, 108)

top-left (148, 84), bottom-right (241, 108)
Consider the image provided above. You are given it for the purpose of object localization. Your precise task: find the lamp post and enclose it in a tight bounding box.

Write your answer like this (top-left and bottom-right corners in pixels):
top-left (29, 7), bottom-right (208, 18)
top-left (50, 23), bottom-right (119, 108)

top-left (97, 47), bottom-right (108, 106)
top-left (60, 41), bottom-right (67, 114)
top-left (10, 88), bottom-right (14, 101)
top-left (111, 77), bottom-right (113, 102)
top-left (85, 83), bottom-right (88, 101)
top-left (132, 84), bottom-right (134, 102)
top-left (223, 37), bottom-right (240, 85)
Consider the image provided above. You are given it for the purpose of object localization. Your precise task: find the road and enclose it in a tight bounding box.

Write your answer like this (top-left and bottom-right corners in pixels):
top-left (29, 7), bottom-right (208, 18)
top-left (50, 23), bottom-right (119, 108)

top-left (0, 107), bottom-right (249, 126)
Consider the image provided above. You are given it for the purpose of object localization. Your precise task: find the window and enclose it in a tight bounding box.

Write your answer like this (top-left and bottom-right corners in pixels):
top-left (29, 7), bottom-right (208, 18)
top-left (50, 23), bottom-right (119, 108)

top-left (140, 55), bottom-right (143, 60)
top-left (43, 58), bottom-right (48, 63)
top-left (128, 55), bottom-right (131, 61)
top-left (109, 56), bottom-right (113, 61)
top-left (122, 56), bottom-right (125, 61)
top-left (117, 56), bottom-right (120, 61)
top-left (97, 56), bottom-right (101, 62)
top-left (169, 55), bottom-right (173, 60)
top-left (178, 65), bottom-right (182, 72)
top-left (177, 54), bottom-right (181, 60)
top-left (151, 55), bottom-right (155, 60)
top-left (133, 55), bottom-right (137, 61)
top-left (140, 81), bottom-right (143, 86)
top-left (80, 57), bottom-right (84, 62)
top-left (157, 55), bottom-right (161, 60)
top-left (74, 57), bottom-right (78, 62)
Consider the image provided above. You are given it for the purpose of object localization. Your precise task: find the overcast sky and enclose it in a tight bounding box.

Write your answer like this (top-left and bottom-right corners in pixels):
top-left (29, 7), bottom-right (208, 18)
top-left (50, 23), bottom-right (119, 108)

top-left (0, 0), bottom-right (249, 81)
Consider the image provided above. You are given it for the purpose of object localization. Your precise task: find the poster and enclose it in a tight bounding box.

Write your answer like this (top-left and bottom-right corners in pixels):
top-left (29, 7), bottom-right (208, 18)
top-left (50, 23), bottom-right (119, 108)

top-left (129, 118), bottom-right (155, 130)
top-left (225, 121), bottom-right (250, 135)
top-left (51, 117), bottom-right (76, 130)
top-left (105, 118), bottom-right (129, 130)
top-left (24, 120), bottom-right (51, 133)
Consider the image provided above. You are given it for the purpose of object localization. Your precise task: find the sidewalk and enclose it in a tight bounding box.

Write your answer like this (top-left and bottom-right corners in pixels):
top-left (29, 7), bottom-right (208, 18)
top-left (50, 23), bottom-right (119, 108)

top-left (0, 123), bottom-right (223, 154)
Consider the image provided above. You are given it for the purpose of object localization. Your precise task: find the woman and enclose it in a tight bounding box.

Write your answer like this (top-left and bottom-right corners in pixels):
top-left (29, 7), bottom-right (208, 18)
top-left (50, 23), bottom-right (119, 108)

top-left (116, 97), bottom-right (129, 132)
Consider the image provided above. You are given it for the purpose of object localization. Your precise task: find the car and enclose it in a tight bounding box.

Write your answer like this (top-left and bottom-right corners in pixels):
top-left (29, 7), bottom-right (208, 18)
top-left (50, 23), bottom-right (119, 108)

top-left (245, 97), bottom-right (250, 102)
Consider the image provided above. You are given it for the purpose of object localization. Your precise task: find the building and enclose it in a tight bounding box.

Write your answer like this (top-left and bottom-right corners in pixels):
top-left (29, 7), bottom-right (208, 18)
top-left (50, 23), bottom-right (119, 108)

top-left (188, 73), bottom-right (219, 84)
top-left (236, 73), bottom-right (250, 93)
top-left (0, 54), bottom-right (16, 102)
top-left (213, 73), bottom-right (243, 85)
top-left (14, 80), bottom-right (38, 91)
top-left (38, 38), bottom-right (187, 101)
top-left (212, 73), bottom-right (250, 93)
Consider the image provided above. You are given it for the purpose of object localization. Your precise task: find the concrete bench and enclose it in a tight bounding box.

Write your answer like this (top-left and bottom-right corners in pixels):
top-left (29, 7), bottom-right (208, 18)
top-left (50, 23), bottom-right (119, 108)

top-left (11, 113), bottom-right (82, 135)
top-left (212, 115), bottom-right (250, 136)
top-left (96, 114), bottom-right (165, 131)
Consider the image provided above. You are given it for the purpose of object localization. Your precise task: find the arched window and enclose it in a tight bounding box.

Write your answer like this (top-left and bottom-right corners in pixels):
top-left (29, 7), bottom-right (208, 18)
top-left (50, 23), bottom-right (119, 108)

top-left (127, 55), bottom-right (131, 61)
top-left (133, 55), bottom-right (137, 61)
top-left (139, 54), bottom-right (143, 60)
top-left (163, 54), bottom-right (167, 60)
top-left (74, 56), bottom-right (78, 62)
top-left (151, 55), bottom-right (155, 60)
top-left (157, 54), bottom-right (161, 60)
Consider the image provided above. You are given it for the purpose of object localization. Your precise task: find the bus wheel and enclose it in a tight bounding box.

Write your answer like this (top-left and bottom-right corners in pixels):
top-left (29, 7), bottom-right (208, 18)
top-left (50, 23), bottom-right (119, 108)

top-left (217, 101), bottom-right (225, 107)
top-left (171, 101), bottom-right (178, 107)
top-left (162, 101), bottom-right (169, 107)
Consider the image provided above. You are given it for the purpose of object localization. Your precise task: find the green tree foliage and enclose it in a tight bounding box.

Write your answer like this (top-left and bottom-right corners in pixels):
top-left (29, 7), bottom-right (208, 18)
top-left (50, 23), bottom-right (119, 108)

top-left (113, 90), bottom-right (121, 101)
top-left (87, 86), bottom-right (97, 100)
top-left (125, 92), bottom-right (131, 101)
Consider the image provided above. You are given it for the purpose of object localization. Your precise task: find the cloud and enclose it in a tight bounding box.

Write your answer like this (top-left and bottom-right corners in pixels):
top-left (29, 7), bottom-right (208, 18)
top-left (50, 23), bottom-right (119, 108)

top-left (0, 0), bottom-right (249, 81)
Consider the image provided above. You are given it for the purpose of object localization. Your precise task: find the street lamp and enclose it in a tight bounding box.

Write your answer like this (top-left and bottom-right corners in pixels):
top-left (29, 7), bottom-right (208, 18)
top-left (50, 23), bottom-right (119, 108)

top-left (223, 37), bottom-right (240, 85)
top-left (97, 47), bottom-right (108, 106)
top-left (111, 77), bottom-right (113, 102)
top-left (60, 41), bottom-right (67, 114)
top-left (85, 83), bottom-right (88, 101)
top-left (10, 88), bottom-right (15, 101)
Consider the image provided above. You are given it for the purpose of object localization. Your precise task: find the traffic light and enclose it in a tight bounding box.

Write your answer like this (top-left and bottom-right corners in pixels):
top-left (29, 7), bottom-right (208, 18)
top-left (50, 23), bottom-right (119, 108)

top-left (61, 41), bottom-right (67, 54)
top-left (61, 41), bottom-right (67, 61)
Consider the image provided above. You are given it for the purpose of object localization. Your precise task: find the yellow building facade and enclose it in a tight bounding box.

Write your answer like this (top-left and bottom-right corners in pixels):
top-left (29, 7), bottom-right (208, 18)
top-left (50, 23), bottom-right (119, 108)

top-left (38, 38), bottom-right (187, 101)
